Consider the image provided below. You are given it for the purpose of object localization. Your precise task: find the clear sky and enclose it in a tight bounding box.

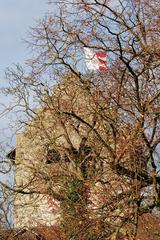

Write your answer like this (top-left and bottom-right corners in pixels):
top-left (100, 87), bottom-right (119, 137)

top-left (0, 0), bottom-right (51, 149)
top-left (0, 0), bottom-right (50, 85)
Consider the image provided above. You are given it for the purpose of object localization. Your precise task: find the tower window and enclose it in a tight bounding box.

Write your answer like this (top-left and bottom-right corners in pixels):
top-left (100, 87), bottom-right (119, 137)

top-left (46, 149), bottom-right (61, 164)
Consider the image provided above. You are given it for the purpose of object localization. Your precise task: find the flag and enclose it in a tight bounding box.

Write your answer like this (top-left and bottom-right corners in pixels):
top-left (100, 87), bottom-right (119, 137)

top-left (84, 47), bottom-right (107, 71)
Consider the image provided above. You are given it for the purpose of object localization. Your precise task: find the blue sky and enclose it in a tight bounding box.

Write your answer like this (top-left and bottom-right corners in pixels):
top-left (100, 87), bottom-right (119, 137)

top-left (0, 1), bottom-right (52, 148)
top-left (0, 0), bottom-right (50, 85)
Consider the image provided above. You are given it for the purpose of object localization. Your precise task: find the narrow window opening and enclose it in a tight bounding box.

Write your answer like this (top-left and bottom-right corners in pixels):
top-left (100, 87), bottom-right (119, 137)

top-left (46, 149), bottom-right (61, 164)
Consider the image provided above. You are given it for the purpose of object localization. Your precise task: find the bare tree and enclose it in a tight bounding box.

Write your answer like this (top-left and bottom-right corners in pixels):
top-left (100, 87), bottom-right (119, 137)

top-left (3, 0), bottom-right (160, 239)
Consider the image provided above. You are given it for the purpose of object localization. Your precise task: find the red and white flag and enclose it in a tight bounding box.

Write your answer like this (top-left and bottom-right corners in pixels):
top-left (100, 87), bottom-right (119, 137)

top-left (84, 47), bottom-right (107, 71)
